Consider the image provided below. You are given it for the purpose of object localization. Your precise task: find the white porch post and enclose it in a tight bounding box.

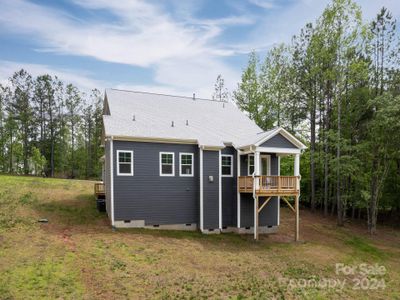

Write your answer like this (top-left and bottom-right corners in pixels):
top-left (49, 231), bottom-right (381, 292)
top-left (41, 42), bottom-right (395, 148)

top-left (254, 151), bottom-right (260, 240)
top-left (294, 153), bottom-right (300, 241)
top-left (294, 153), bottom-right (300, 189)
top-left (237, 151), bottom-right (241, 228)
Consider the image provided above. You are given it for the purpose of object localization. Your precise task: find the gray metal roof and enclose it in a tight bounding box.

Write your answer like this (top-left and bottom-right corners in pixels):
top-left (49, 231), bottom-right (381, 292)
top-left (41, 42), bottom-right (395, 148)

top-left (103, 89), bottom-right (304, 149)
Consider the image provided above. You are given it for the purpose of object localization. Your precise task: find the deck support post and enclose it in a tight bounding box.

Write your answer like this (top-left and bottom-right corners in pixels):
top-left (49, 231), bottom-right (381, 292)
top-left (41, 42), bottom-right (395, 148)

top-left (254, 196), bottom-right (259, 240)
top-left (294, 153), bottom-right (300, 242)
top-left (295, 194), bottom-right (299, 241)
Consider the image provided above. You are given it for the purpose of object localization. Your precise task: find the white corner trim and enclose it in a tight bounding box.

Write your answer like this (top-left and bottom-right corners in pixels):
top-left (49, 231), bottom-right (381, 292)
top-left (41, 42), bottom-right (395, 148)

top-left (159, 152), bottom-right (175, 176)
top-left (110, 138), bottom-right (115, 226)
top-left (237, 151), bottom-right (241, 228)
top-left (179, 152), bottom-right (194, 177)
top-left (116, 150), bottom-right (134, 176)
top-left (221, 154), bottom-right (234, 177)
top-left (219, 150), bottom-right (222, 229)
top-left (199, 148), bottom-right (204, 231)
top-left (277, 156), bottom-right (280, 226)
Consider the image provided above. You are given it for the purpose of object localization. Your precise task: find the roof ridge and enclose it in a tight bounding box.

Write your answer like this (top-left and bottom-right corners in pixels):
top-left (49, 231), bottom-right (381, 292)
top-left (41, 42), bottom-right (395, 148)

top-left (108, 88), bottom-right (228, 103)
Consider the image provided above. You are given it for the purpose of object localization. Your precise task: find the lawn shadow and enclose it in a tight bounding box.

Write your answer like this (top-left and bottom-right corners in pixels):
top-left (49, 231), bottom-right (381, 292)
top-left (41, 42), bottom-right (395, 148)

top-left (33, 193), bottom-right (107, 227)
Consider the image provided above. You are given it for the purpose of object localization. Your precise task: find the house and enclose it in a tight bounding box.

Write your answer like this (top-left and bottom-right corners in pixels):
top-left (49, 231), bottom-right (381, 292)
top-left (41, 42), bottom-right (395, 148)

top-left (100, 89), bottom-right (307, 240)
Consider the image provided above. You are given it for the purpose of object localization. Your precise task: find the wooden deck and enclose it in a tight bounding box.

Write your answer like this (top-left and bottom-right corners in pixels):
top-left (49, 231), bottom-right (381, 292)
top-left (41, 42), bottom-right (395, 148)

top-left (238, 176), bottom-right (300, 196)
top-left (94, 182), bottom-right (105, 198)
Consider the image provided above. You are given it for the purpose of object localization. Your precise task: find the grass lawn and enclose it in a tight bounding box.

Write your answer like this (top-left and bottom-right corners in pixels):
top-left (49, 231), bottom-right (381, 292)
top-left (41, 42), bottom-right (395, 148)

top-left (0, 174), bottom-right (399, 299)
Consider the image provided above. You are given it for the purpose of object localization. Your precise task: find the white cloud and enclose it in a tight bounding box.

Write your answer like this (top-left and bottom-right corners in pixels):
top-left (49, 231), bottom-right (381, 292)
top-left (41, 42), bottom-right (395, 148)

top-left (0, 0), bottom-right (248, 97)
top-left (0, 60), bottom-right (105, 92)
top-left (248, 0), bottom-right (277, 9)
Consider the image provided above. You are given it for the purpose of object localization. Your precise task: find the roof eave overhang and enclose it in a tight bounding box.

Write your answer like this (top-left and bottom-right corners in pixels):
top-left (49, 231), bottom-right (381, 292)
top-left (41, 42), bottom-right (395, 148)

top-left (105, 134), bottom-right (198, 145)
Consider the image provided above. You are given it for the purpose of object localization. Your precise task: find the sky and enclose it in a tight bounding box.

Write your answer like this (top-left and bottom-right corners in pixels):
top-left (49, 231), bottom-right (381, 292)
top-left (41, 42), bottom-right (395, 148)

top-left (1, 0), bottom-right (400, 98)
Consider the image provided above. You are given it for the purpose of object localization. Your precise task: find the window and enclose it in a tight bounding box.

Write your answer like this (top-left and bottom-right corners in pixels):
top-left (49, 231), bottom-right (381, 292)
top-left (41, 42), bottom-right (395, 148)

top-left (180, 153), bottom-right (194, 176)
top-left (248, 155), bottom-right (254, 175)
top-left (117, 150), bottom-right (133, 176)
top-left (160, 152), bottom-right (175, 176)
top-left (221, 154), bottom-right (233, 177)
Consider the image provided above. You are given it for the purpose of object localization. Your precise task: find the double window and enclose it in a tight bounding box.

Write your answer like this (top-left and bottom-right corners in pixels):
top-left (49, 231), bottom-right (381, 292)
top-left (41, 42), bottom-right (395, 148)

top-left (117, 150), bottom-right (134, 176)
top-left (160, 152), bottom-right (175, 176)
top-left (221, 154), bottom-right (233, 177)
top-left (180, 153), bottom-right (194, 176)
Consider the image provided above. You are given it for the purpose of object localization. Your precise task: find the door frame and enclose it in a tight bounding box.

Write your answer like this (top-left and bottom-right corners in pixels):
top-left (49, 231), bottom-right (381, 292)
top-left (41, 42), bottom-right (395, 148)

top-left (260, 154), bottom-right (271, 176)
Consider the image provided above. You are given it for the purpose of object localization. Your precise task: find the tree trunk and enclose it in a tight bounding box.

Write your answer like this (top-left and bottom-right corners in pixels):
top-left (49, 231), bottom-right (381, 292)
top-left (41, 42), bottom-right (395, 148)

top-left (310, 96), bottom-right (316, 212)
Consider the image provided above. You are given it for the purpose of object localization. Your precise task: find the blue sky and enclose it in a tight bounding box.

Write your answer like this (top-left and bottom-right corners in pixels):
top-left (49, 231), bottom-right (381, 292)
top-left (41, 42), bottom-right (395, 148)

top-left (1, 0), bottom-right (399, 97)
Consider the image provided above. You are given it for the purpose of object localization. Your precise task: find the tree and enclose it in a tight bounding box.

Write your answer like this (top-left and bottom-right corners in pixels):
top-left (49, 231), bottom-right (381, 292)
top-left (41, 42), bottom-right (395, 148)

top-left (212, 75), bottom-right (229, 102)
top-left (65, 84), bottom-right (82, 178)
top-left (234, 51), bottom-right (273, 129)
top-left (8, 70), bottom-right (34, 174)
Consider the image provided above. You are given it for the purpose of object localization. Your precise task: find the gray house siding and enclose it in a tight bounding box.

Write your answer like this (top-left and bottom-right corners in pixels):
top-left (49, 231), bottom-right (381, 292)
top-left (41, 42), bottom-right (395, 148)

top-left (112, 140), bottom-right (199, 225)
top-left (105, 139), bottom-right (112, 220)
top-left (221, 147), bottom-right (237, 228)
top-left (260, 133), bottom-right (297, 148)
top-left (239, 153), bottom-right (279, 227)
top-left (202, 150), bottom-right (219, 229)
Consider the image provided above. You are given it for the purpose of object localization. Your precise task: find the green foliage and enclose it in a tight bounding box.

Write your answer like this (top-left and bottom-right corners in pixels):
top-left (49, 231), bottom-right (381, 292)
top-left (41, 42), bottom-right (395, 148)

top-left (235, 0), bottom-right (400, 232)
top-left (0, 70), bottom-right (104, 179)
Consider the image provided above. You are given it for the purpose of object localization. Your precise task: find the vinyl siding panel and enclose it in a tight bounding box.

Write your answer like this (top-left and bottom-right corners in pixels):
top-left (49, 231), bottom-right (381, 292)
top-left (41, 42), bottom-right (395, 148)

top-left (221, 147), bottom-right (237, 227)
top-left (259, 133), bottom-right (297, 148)
top-left (202, 150), bottom-right (219, 229)
top-left (112, 141), bottom-right (199, 225)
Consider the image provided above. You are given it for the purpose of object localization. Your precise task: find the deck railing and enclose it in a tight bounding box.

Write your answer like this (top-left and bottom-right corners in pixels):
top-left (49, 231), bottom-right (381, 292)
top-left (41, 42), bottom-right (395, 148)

top-left (94, 182), bottom-right (105, 196)
top-left (238, 176), bottom-right (299, 195)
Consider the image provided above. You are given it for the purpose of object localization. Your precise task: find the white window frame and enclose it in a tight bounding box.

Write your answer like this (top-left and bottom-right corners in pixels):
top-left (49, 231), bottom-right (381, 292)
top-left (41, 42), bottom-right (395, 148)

top-left (248, 154), bottom-right (255, 175)
top-left (179, 152), bottom-right (194, 177)
top-left (160, 152), bottom-right (175, 176)
top-left (221, 154), bottom-right (233, 177)
top-left (116, 150), bottom-right (134, 176)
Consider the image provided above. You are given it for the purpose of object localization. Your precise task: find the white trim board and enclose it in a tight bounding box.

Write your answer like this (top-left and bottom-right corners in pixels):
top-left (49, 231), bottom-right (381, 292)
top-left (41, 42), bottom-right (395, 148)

top-left (199, 148), bottom-right (204, 231)
top-left (110, 138), bottom-right (115, 226)
top-left (219, 150), bottom-right (222, 229)
top-left (256, 147), bottom-right (301, 154)
top-left (237, 151), bottom-right (241, 228)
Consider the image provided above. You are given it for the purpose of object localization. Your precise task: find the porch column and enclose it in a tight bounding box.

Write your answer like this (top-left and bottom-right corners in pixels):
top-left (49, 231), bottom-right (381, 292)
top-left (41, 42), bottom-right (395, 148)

top-left (254, 151), bottom-right (260, 240)
top-left (294, 153), bottom-right (300, 241)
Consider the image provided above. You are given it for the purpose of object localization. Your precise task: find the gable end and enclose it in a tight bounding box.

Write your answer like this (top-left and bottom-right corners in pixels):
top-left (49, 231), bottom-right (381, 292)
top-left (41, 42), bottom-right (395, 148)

top-left (259, 133), bottom-right (298, 149)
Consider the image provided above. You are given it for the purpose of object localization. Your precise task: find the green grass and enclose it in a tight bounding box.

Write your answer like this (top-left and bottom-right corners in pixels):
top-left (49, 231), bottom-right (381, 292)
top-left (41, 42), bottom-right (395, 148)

top-left (0, 174), bottom-right (399, 299)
